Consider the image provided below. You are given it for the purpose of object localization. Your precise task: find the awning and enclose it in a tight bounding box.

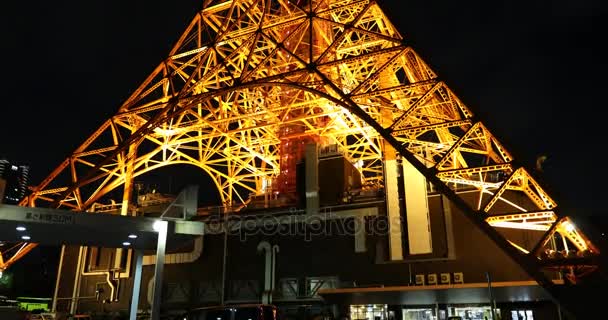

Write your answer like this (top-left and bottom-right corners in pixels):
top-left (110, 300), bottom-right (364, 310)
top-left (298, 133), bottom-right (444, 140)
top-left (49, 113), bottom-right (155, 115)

top-left (318, 280), bottom-right (561, 305)
top-left (0, 204), bottom-right (204, 250)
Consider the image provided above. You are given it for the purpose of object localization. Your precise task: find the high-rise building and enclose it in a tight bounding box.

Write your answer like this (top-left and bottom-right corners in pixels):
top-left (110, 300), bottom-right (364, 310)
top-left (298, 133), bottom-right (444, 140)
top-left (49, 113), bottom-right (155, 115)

top-left (0, 159), bottom-right (30, 204)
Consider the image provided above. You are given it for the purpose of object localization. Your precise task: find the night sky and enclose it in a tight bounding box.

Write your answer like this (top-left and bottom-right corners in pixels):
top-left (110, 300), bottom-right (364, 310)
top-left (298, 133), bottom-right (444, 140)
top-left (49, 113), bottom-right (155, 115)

top-left (0, 0), bottom-right (606, 296)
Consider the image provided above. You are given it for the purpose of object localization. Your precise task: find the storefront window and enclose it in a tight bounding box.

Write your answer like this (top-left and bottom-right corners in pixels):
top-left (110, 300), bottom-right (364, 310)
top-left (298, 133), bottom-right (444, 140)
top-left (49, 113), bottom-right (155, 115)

top-left (350, 304), bottom-right (388, 320)
top-left (451, 306), bottom-right (498, 320)
top-left (403, 308), bottom-right (435, 320)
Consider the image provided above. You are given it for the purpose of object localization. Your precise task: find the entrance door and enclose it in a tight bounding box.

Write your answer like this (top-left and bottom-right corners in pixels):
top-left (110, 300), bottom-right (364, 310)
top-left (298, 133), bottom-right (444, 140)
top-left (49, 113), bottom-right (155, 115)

top-left (350, 304), bottom-right (388, 320)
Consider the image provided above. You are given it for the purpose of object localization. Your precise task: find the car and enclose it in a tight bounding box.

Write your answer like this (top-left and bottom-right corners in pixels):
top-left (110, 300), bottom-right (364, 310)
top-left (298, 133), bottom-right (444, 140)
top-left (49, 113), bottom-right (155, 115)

top-left (181, 304), bottom-right (279, 320)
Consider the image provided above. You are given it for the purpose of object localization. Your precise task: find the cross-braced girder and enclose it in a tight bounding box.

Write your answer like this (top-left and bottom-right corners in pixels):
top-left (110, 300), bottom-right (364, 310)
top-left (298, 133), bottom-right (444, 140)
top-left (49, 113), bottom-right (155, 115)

top-left (6, 0), bottom-right (599, 310)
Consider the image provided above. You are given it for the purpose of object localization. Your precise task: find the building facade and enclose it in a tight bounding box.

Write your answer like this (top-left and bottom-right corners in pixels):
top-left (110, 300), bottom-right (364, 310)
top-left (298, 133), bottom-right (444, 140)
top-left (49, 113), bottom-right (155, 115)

top-left (53, 150), bottom-right (574, 320)
top-left (0, 159), bottom-right (30, 205)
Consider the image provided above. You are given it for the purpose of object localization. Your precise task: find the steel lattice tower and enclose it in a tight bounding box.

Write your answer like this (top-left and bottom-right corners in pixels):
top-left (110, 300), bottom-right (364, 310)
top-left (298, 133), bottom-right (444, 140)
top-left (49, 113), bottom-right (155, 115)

top-left (1, 0), bottom-right (601, 314)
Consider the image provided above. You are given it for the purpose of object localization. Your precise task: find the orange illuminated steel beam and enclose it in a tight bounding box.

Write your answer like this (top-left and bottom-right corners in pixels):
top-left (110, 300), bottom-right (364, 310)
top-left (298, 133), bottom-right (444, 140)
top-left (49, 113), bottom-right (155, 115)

top-left (486, 211), bottom-right (557, 231)
top-left (0, 242), bottom-right (38, 272)
top-left (554, 218), bottom-right (595, 253)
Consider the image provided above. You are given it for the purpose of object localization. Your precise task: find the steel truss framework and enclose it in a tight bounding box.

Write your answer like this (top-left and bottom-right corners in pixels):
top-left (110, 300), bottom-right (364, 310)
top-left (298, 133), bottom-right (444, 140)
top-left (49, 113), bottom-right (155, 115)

top-left (1, 0), bottom-right (600, 307)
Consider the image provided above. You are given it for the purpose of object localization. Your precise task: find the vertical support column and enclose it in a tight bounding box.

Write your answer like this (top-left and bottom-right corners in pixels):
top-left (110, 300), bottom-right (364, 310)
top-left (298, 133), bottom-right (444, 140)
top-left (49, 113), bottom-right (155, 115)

top-left (129, 250), bottom-right (144, 320)
top-left (434, 303), bottom-right (439, 320)
top-left (257, 241), bottom-right (272, 304)
top-left (70, 246), bottom-right (84, 315)
top-left (51, 245), bottom-right (66, 312)
top-left (441, 195), bottom-right (456, 259)
top-left (221, 226), bottom-right (228, 305)
top-left (151, 221), bottom-right (168, 320)
top-left (486, 272), bottom-right (497, 320)
top-left (354, 216), bottom-right (367, 253)
top-left (402, 159), bottom-right (432, 255)
top-left (270, 245), bottom-right (279, 304)
top-left (305, 143), bottom-right (319, 215)
top-left (384, 144), bottom-right (403, 261)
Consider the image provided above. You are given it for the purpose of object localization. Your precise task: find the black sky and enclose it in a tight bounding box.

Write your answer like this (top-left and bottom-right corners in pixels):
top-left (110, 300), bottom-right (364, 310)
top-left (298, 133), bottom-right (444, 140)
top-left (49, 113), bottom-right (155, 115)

top-left (0, 0), bottom-right (607, 218)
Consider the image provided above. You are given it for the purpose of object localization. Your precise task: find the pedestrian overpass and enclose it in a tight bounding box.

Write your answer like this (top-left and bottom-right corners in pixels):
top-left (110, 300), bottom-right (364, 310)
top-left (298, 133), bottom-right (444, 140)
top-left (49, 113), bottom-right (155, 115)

top-left (0, 186), bottom-right (204, 320)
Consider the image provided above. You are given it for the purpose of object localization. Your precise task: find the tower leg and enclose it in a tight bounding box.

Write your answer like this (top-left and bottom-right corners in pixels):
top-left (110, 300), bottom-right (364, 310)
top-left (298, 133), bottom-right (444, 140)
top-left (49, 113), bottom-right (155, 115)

top-left (115, 142), bottom-right (138, 273)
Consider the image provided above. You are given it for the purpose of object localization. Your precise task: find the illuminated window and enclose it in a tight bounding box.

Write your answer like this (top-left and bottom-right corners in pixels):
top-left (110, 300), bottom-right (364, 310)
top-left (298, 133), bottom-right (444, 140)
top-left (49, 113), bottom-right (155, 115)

top-left (350, 304), bottom-right (387, 320)
top-left (402, 308), bottom-right (434, 320)
top-left (511, 310), bottom-right (534, 320)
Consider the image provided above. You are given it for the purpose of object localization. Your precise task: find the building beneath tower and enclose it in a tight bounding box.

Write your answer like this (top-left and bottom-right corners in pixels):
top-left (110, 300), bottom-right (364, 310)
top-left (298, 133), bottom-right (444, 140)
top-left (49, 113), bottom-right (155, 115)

top-left (0, 159), bottom-right (30, 204)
